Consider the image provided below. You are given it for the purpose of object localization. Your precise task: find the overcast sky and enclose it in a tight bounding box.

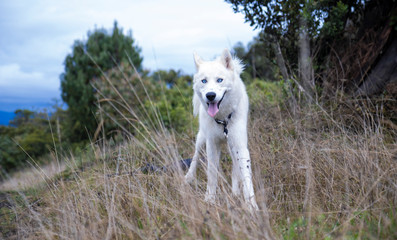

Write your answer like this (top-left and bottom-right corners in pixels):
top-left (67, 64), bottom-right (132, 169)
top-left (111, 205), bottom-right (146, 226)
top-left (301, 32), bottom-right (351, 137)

top-left (0, 0), bottom-right (258, 112)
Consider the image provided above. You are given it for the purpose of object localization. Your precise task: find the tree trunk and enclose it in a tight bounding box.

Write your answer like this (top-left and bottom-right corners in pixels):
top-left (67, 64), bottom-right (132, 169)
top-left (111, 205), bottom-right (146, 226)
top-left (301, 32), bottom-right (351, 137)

top-left (270, 35), bottom-right (289, 80)
top-left (354, 38), bottom-right (397, 96)
top-left (251, 45), bottom-right (257, 79)
top-left (298, 16), bottom-right (314, 100)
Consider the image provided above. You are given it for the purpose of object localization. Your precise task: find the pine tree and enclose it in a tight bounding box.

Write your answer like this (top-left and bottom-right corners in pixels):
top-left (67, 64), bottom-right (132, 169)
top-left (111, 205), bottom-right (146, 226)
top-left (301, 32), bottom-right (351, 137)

top-left (60, 21), bottom-right (143, 142)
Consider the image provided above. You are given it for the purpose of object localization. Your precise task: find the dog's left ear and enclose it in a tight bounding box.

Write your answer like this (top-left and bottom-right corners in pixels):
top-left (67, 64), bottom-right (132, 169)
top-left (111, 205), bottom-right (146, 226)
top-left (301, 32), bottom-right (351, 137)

top-left (220, 48), bottom-right (234, 71)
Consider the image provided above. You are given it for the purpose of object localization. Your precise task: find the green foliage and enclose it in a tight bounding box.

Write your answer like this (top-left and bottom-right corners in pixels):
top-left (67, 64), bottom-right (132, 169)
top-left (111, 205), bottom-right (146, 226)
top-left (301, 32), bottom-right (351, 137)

top-left (0, 107), bottom-right (65, 173)
top-left (18, 129), bottom-right (54, 158)
top-left (278, 209), bottom-right (397, 239)
top-left (226, 0), bottom-right (362, 39)
top-left (233, 33), bottom-right (277, 82)
top-left (152, 69), bottom-right (186, 86)
top-left (150, 74), bottom-right (194, 133)
top-left (246, 79), bottom-right (285, 106)
top-left (320, 1), bottom-right (349, 40)
top-left (94, 63), bottom-right (158, 138)
top-left (94, 65), bottom-right (194, 139)
top-left (0, 134), bottom-right (25, 173)
top-left (227, 0), bottom-right (302, 34)
top-left (60, 21), bottom-right (143, 143)
top-left (225, 0), bottom-right (364, 75)
top-left (9, 110), bottom-right (35, 127)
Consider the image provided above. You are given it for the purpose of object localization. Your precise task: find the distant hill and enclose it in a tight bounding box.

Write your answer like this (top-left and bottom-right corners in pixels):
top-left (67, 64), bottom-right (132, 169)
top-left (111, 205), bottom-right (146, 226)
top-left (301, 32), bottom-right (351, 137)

top-left (0, 111), bottom-right (15, 126)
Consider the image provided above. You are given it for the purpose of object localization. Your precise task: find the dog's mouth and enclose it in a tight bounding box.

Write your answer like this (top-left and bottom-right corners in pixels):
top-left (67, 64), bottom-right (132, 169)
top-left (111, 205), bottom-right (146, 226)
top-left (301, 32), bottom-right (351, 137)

top-left (206, 92), bottom-right (226, 117)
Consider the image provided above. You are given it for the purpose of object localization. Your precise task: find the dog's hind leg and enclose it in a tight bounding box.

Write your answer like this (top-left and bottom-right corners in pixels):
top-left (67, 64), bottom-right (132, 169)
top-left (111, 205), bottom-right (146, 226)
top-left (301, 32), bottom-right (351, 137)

top-left (185, 131), bottom-right (205, 183)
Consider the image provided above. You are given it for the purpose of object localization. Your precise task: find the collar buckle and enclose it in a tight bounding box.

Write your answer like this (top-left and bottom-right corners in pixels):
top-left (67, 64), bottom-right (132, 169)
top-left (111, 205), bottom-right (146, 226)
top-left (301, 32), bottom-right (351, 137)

top-left (214, 113), bottom-right (233, 138)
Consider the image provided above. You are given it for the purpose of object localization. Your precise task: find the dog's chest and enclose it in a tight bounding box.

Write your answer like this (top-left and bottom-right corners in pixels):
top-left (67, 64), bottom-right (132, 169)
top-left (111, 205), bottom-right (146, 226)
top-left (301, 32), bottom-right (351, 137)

top-left (201, 116), bottom-right (234, 140)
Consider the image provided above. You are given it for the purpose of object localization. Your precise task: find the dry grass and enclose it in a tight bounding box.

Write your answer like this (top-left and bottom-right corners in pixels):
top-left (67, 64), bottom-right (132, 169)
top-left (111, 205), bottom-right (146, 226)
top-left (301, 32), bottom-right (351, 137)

top-left (0, 160), bottom-right (66, 191)
top-left (2, 70), bottom-right (397, 239)
top-left (6, 103), bottom-right (397, 239)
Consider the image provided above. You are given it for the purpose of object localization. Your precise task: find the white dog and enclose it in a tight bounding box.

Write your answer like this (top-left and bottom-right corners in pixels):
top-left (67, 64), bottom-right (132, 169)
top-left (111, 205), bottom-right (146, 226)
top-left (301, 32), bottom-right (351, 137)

top-left (185, 49), bottom-right (258, 209)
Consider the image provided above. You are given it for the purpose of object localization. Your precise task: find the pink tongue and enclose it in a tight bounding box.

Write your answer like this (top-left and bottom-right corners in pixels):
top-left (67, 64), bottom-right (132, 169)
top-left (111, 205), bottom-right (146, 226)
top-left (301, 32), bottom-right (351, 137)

top-left (207, 102), bottom-right (219, 117)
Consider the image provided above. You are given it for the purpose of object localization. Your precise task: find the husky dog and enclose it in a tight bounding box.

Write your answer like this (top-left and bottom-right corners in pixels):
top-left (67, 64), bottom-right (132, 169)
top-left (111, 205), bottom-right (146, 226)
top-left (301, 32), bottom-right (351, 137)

top-left (185, 49), bottom-right (258, 209)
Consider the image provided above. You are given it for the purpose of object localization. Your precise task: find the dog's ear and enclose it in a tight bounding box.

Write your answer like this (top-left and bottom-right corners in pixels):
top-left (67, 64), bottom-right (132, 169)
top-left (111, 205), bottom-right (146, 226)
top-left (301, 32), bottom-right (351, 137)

top-left (193, 52), bottom-right (203, 70)
top-left (220, 48), bottom-right (233, 71)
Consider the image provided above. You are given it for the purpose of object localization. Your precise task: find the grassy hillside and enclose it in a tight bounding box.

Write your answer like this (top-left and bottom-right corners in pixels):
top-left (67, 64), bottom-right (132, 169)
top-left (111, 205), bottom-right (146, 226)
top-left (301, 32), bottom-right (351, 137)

top-left (1, 77), bottom-right (396, 239)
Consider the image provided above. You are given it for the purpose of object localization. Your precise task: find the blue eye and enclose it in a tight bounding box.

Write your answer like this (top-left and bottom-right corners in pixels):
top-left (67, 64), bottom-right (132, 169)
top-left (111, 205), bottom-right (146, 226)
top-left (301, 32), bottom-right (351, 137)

top-left (201, 79), bottom-right (207, 83)
top-left (217, 78), bottom-right (223, 83)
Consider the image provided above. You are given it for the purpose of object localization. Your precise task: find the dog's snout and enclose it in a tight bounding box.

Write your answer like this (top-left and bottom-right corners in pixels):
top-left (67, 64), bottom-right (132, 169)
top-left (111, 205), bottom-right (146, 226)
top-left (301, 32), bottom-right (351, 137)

top-left (206, 92), bottom-right (216, 101)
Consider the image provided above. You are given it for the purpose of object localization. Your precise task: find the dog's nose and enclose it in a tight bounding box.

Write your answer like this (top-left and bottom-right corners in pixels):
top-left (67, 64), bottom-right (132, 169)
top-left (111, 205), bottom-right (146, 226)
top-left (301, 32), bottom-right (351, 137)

top-left (206, 92), bottom-right (216, 101)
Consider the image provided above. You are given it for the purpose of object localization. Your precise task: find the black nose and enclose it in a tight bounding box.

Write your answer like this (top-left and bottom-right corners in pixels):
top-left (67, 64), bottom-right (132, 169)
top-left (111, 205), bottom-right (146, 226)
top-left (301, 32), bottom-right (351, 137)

top-left (206, 92), bottom-right (216, 101)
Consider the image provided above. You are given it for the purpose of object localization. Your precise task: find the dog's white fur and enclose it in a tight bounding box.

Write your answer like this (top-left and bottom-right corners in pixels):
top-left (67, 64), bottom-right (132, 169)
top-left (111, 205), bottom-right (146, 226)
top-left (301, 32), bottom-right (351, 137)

top-left (185, 49), bottom-right (258, 209)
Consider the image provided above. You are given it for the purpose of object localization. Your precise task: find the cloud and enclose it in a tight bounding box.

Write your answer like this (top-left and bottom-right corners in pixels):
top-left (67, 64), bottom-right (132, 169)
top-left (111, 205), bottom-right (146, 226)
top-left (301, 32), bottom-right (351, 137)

top-left (0, 64), bottom-right (43, 86)
top-left (0, 64), bottom-right (56, 89)
top-left (0, 64), bottom-right (59, 104)
top-left (0, 0), bottom-right (258, 112)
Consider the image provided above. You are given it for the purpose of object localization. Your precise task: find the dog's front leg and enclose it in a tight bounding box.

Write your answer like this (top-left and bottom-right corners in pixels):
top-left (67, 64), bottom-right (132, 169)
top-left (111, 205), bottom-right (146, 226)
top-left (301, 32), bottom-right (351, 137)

top-left (235, 148), bottom-right (258, 210)
top-left (228, 144), bottom-right (241, 196)
top-left (185, 131), bottom-right (205, 183)
top-left (204, 138), bottom-right (221, 203)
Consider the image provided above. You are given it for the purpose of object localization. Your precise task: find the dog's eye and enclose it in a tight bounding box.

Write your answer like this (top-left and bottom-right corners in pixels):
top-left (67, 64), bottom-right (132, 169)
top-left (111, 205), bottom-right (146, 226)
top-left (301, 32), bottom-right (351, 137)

top-left (217, 78), bottom-right (223, 83)
top-left (201, 79), bottom-right (207, 84)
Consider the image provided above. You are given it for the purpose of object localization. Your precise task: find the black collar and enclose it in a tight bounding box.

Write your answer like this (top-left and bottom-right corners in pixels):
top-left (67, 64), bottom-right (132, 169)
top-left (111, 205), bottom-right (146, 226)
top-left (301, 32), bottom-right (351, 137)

top-left (214, 113), bottom-right (233, 137)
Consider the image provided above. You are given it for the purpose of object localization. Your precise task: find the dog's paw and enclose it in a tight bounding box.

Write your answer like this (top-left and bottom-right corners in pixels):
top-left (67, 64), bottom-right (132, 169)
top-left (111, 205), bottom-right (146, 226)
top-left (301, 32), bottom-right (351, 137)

top-left (184, 173), bottom-right (194, 184)
top-left (204, 193), bottom-right (216, 204)
top-left (247, 197), bottom-right (259, 211)
top-left (249, 201), bottom-right (259, 211)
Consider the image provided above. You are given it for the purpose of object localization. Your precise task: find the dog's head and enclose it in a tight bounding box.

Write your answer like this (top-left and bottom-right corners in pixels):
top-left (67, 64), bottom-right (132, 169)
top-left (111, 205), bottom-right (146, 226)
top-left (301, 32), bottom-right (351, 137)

top-left (192, 49), bottom-right (241, 118)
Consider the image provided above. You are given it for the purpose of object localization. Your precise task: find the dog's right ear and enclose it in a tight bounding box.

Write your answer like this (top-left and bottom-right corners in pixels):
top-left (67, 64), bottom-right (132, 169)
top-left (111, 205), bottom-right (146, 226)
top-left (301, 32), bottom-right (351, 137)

top-left (193, 52), bottom-right (203, 70)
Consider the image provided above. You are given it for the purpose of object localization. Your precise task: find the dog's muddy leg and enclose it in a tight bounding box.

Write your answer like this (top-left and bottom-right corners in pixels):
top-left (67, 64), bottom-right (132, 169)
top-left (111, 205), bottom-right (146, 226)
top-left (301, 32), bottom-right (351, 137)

top-left (228, 145), bottom-right (241, 196)
top-left (204, 138), bottom-right (221, 203)
top-left (236, 148), bottom-right (258, 210)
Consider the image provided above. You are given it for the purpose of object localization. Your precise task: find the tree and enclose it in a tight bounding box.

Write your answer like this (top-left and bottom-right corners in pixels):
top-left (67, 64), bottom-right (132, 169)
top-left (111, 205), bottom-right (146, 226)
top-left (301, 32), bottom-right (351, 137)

top-left (0, 108), bottom-right (63, 173)
top-left (226, 0), bottom-right (397, 102)
top-left (0, 134), bottom-right (25, 174)
top-left (94, 65), bottom-right (194, 139)
top-left (60, 21), bottom-right (143, 142)
top-left (225, 0), bottom-right (364, 97)
top-left (9, 109), bottom-right (35, 127)
top-left (232, 34), bottom-right (277, 81)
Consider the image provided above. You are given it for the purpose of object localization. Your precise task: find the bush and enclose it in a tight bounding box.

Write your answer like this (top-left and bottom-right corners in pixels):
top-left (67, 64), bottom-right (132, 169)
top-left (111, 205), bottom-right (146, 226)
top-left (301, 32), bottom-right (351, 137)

top-left (94, 66), bottom-right (195, 139)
